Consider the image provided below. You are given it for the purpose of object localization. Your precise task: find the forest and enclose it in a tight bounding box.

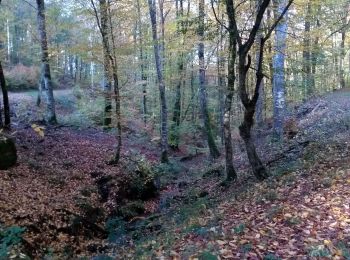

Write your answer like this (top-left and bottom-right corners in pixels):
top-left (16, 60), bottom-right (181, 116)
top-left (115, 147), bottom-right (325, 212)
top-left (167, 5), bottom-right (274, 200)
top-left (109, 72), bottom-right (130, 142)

top-left (1, 0), bottom-right (350, 259)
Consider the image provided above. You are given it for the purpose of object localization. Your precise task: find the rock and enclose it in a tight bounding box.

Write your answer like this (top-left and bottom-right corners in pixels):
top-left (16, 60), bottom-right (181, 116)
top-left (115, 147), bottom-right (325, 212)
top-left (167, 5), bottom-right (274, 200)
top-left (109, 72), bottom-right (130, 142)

top-left (0, 135), bottom-right (17, 170)
top-left (118, 156), bottom-right (159, 201)
top-left (202, 164), bottom-right (224, 178)
top-left (118, 200), bottom-right (145, 220)
top-left (95, 175), bottom-right (113, 203)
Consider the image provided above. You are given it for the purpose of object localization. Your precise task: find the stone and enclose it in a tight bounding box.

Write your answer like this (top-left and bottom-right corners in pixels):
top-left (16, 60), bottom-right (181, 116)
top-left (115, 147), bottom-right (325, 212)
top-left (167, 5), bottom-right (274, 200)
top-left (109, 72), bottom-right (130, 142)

top-left (0, 136), bottom-right (17, 170)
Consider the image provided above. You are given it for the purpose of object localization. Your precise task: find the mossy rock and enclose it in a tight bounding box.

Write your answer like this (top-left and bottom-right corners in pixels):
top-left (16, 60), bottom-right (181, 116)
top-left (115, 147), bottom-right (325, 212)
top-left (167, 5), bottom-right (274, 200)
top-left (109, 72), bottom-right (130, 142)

top-left (118, 200), bottom-right (145, 220)
top-left (118, 156), bottom-right (159, 201)
top-left (0, 136), bottom-right (17, 170)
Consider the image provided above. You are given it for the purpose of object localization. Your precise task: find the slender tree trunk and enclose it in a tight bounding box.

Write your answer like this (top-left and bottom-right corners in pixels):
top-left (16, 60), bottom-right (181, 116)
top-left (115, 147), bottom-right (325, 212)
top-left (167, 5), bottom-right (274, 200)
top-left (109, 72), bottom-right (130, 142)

top-left (302, 0), bottom-right (312, 97)
top-left (198, 0), bottom-right (220, 159)
top-left (255, 0), bottom-right (265, 126)
top-left (311, 3), bottom-right (321, 90)
top-left (339, 2), bottom-right (348, 89)
top-left (272, 0), bottom-right (288, 140)
top-left (148, 0), bottom-right (169, 163)
top-left (217, 4), bottom-right (225, 145)
top-left (36, 0), bottom-right (57, 124)
top-left (0, 10), bottom-right (10, 128)
top-left (98, 0), bottom-right (113, 128)
top-left (106, 0), bottom-right (122, 164)
top-left (170, 0), bottom-right (185, 149)
top-left (224, 0), bottom-right (238, 181)
top-left (237, 51), bottom-right (268, 180)
top-left (136, 0), bottom-right (148, 125)
top-left (0, 61), bottom-right (10, 127)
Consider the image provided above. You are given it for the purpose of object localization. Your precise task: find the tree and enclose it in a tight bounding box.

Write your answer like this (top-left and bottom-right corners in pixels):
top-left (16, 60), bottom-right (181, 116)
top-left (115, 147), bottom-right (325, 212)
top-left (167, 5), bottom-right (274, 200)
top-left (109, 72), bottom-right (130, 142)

top-left (0, 61), bottom-right (10, 128)
top-left (169, 0), bottom-right (186, 150)
top-left (148, 0), bottom-right (169, 163)
top-left (91, 0), bottom-right (122, 164)
top-left (272, 0), bottom-right (289, 140)
top-left (224, 0), bottom-right (293, 180)
top-left (136, 0), bottom-right (148, 125)
top-left (302, 0), bottom-right (312, 97)
top-left (36, 0), bottom-right (57, 124)
top-left (198, 0), bottom-right (220, 160)
top-left (0, 0), bottom-right (10, 128)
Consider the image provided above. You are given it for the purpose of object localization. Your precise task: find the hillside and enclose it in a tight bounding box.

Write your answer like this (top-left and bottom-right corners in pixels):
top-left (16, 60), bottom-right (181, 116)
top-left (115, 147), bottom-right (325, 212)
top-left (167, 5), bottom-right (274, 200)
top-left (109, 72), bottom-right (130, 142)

top-left (1, 89), bottom-right (350, 259)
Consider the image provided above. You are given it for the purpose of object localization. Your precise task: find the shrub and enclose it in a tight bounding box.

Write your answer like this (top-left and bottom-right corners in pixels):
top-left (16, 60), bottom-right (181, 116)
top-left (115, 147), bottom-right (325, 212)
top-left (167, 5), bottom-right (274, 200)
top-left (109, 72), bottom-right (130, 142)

top-left (0, 225), bottom-right (26, 259)
top-left (5, 64), bottom-right (40, 91)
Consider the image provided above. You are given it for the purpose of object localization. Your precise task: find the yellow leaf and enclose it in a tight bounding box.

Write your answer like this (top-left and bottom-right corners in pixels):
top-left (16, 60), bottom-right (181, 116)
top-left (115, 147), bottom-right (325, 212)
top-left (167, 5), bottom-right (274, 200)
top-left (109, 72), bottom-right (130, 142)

top-left (324, 239), bottom-right (332, 245)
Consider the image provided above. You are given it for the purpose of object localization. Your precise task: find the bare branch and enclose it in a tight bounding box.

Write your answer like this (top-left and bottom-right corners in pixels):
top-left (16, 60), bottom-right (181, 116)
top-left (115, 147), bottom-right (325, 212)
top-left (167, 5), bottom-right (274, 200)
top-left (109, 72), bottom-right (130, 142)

top-left (210, 0), bottom-right (229, 31)
top-left (263, 0), bottom-right (294, 42)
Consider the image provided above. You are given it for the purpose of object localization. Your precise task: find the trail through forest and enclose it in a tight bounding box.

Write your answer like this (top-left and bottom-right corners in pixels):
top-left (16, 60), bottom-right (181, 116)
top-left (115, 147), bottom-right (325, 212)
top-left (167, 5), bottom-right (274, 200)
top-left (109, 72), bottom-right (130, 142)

top-left (1, 88), bottom-right (350, 259)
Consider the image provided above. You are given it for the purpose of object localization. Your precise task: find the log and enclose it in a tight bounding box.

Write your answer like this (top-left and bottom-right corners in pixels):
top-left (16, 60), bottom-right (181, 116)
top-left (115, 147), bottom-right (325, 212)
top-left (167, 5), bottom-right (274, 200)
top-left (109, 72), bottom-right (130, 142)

top-left (0, 135), bottom-right (17, 170)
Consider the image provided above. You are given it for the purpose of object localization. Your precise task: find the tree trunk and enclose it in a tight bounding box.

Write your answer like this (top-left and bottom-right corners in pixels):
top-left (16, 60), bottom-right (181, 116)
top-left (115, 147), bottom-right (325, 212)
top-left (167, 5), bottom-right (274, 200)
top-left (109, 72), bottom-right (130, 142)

top-left (0, 61), bottom-right (10, 127)
top-left (170, 0), bottom-right (185, 150)
top-left (217, 4), bottom-right (225, 145)
top-left (272, 0), bottom-right (288, 140)
top-left (136, 0), bottom-right (148, 125)
top-left (223, 0), bottom-right (238, 181)
top-left (237, 52), bottom-right (268, 180)
top-left (311, 3), bottom-right (321, 90)
top-left (108, 1), bottom-right (122, 164)
top-left (339, 2), bottom-right (348, 89)
top-left (255, 0), bottom-right (265, 126)
top-left (148, 0), bottom-right (169, 163)
top-left (36, 0), bottom-right (57, 124)
top-left (98, 0), bottom-right (113, 128)
top-left (198, 0), bottom-right (220, 159)
top-left (302, 0), bottom-right (312, 97)
top-left (95, 0), bottom-right (122, 164)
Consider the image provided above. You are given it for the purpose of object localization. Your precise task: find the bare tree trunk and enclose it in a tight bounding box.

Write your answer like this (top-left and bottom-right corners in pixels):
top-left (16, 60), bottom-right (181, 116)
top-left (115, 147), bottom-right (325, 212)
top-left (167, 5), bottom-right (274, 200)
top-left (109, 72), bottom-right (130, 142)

top-left (217, 3), bottom-right (225, 145)
top-left (272, 0), bottom-right (288, 140)
top-left (106, 0), bottom-right (122, 164)
top-left (340, 31), bottom-right (346, 88)
top-left (224, 0), bottom-right (238, 181)
top-left (36, 0), bottom-right (57, 124)
top-left (311, 3), bottom-right (321, 90)
top-left (170, 0), bottom-right (185, 150)
top-left (339, 2), bottom-right (348, 89)
top-left (255, 0), bottom-right (265, 126)
top-left (97, 0), bottom-right (113, 128)
top-left (302, 0), bottom-right (312, 97)
top-left (148, 0), bottom-right (169, 163)
top-left (198, 0), bottom-right (220, 159)
top-left (136, 0), bottom-right (148, 125)
top-left (0, 6), bottom-right (10, 128)
top-left (0, 61), bottom-right (10, 127)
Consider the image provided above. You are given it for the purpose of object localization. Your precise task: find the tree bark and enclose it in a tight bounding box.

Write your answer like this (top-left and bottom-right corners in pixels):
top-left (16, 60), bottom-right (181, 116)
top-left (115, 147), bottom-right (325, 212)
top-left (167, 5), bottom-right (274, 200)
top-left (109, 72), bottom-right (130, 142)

top-left (339, 1), bottom-right (349, 89)
top-left (198, 0), bottom-right (220, 159)
top-left (136, 0), bottom-right (148, 125)
top-left (36, 0), bottom-right (57, 124)
top-left (98, 0), bottom-right (113, 128)
top-left (302, 0), bottom-right (312, 97)
top-left (255, 0), bottom-right (265, 127)
top-left (224, 0), bottom-right (238, 181)
top-left (148, 0), bottom-right (169, 163)
top-left (272, 0), bottom-right (288, 140)
top-left (170, 0), bottom-right (185, 150)
top-left (107, 0), bottom-right (122, 164)
top-left (0, 61), bottom-right (10, 127)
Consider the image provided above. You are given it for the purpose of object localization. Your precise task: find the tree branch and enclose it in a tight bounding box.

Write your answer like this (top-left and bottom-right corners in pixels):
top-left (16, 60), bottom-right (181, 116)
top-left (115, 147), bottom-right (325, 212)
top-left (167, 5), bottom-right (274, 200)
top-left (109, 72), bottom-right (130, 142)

top-left (263, 0), bottom-right (294, 42)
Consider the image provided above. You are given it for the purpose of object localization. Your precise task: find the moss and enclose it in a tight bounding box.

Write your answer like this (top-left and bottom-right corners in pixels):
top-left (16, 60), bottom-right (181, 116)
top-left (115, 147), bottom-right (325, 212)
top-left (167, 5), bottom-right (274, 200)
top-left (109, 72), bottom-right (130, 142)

top-left (118, 201), bottom-right (145, 220)
top-left (0, 137), bottom-right (17, 170)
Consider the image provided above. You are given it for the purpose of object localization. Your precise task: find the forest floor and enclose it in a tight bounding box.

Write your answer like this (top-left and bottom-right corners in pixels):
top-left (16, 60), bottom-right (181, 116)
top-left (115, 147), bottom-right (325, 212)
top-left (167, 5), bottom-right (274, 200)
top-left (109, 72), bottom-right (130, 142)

top-left (1, 88), bottom-right (350, 259)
